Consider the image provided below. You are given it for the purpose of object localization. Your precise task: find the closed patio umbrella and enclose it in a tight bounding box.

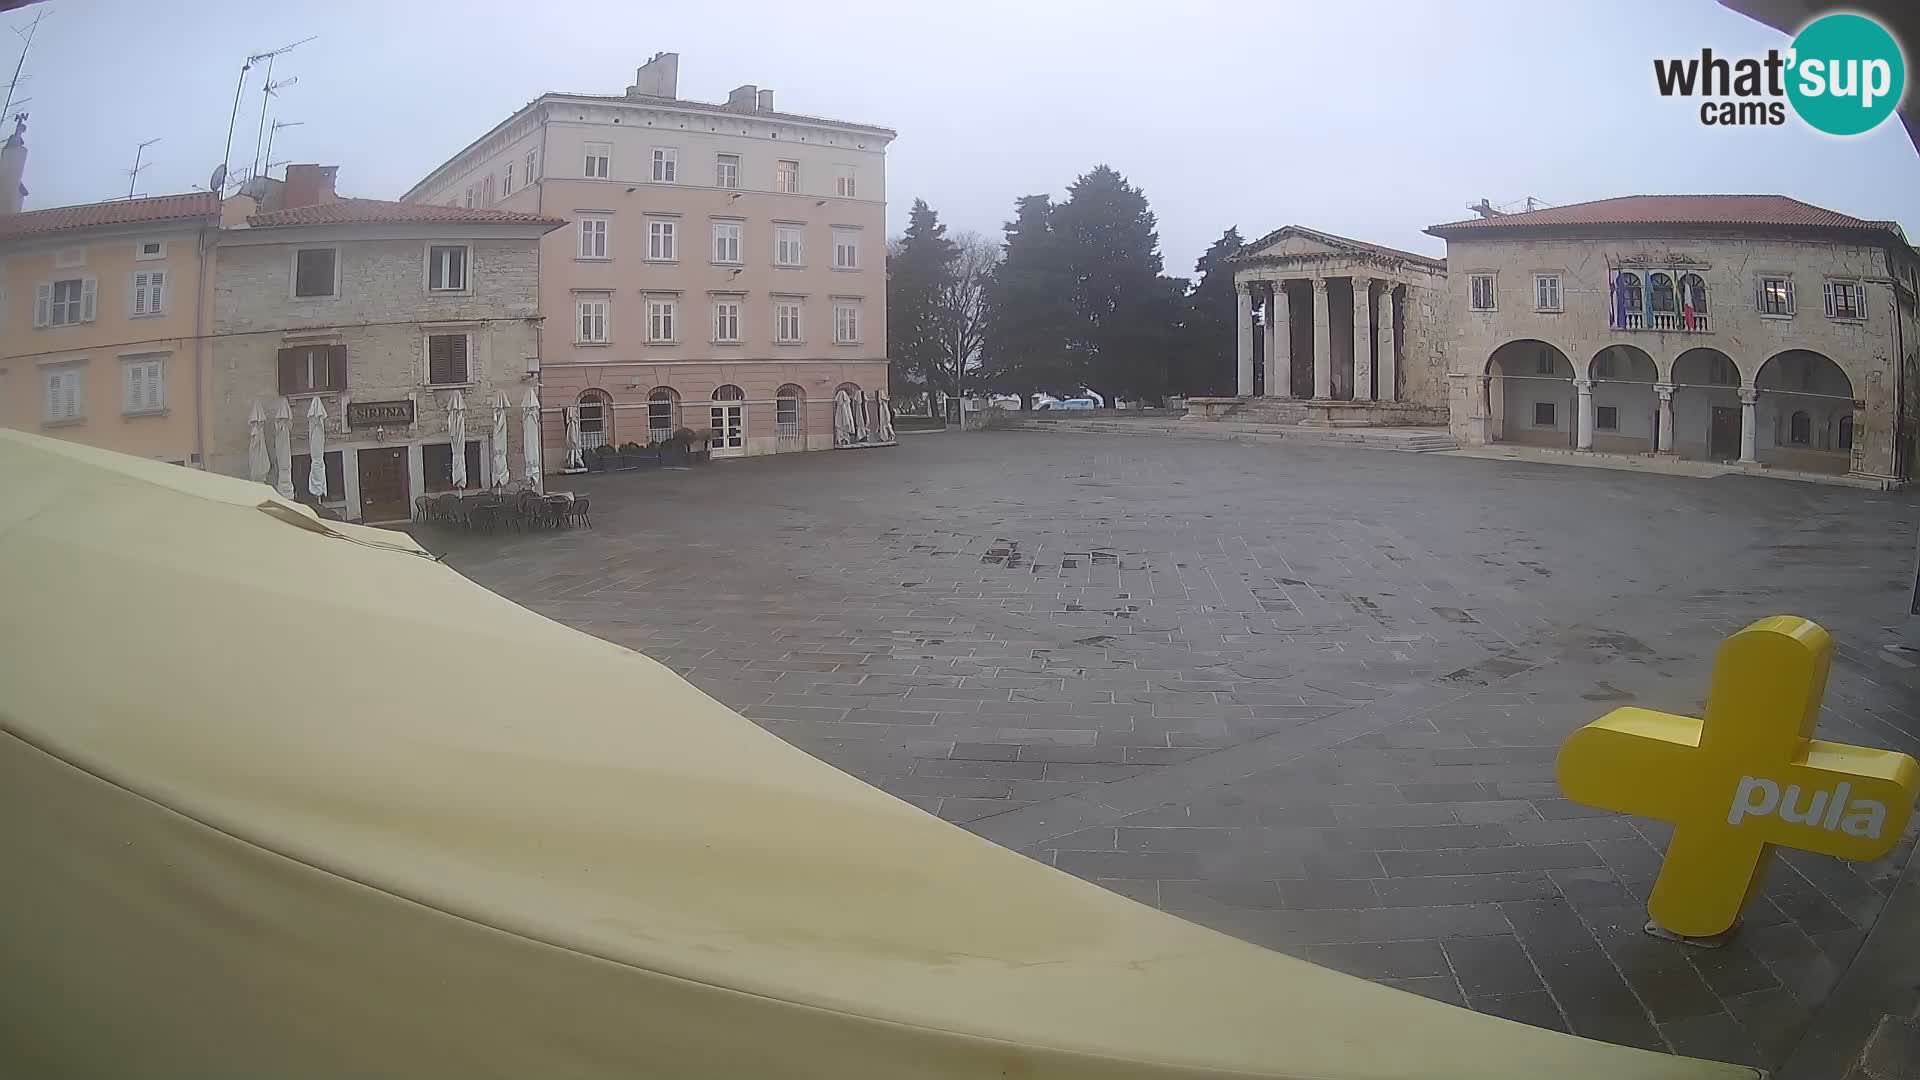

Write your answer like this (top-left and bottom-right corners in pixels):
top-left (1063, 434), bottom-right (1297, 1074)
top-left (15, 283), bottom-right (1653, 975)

top-left (246, 402), bottom-right (269, 484)
top-left (877, 391), bottom-right (897, 443)
top-left (833, 390), bottom-right (855, 446)
top-left (563, 405), bottom-right (584, 470)
top-left (521, 390), bottom-right (542, 492)
top-left (447, 390), bottom-right (468, 491)
top-left (272, 397), bottom-right (293, 499)
top-left (491, 391), bottom-right (512, 490)
top-left (0, 428), bottom-right (1752, 1080)
top-left (305, 397), bottom-right (328, 500)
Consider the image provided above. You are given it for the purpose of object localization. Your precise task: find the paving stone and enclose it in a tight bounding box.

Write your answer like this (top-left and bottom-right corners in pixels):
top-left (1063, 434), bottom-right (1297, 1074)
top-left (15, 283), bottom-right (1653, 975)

top-left (1443, 935), bottom-right (1548, 997)
top-left (1467, 990), bottom-right (1569, 1033)
top-left (1307, 940), bottom-right (1453, 980)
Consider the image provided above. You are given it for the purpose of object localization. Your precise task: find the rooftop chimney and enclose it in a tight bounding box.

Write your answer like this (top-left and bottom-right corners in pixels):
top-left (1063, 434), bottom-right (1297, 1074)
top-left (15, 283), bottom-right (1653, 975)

top-left (756, 88), bottom-right (775, 112)
top-left (283, 164), bottom-right (339, 209)
top-left (726, 84), bottom-right (759, 110)
top-left (0, 113), bottom-right (28, 216)
top-left (626, 51), bottom-right (679, 99)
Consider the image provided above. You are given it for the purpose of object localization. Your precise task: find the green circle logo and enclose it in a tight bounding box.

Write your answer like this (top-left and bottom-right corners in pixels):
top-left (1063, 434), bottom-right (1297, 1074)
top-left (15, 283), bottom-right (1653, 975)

top-left (1787, 13), bottom-right (1906, 136)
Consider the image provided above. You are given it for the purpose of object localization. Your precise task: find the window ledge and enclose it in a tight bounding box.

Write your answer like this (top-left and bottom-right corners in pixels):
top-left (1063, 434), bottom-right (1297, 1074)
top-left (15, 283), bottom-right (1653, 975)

top-left (575, 257), bottom-right (613, 264)
top-left (130, 311), bottom-right (169, 319)
top-left (122, 407), bottom-right (170, 419)
top-left (712, 340), bottom-right (744, 347)
top-left (1828, 316), bottom-right (1866, 324)
top-left (645, 340), bottom-right (683, 347)
top-left (427, 289), bottom-right (475, 299)
top-left (712, 261), bottom-right (745, 268)
top-left (644, 259), bottom-right (681, 266)
top-left (290, 294), bottom-right (339, 302)
top-left (425, 381), bottom-right (477, 391)
top-left (1759, 313), bottom-right (1796, 321)
top-left (41, 416), bottom-right (85, 428)
top-left (775, 340), bottom-right (807, 347)
top-left (1469, 308), bottom-right (1497, 314)
top-left (576, 341), bottom-right (613, 348)
top-left (774, 264), bottom-right (807, 270)
top-left (1533, 308), bottom-right (1562, 315)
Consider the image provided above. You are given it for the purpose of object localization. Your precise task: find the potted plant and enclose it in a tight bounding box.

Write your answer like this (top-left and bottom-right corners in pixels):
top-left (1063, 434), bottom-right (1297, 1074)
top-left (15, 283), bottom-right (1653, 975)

top-left (585, 444), bottom-right (609, 472)
top-left (664, 428), bottom-right (696, 466)
top-left (688, 428), bottom-right (718, 464)
top-left (616, 441), bottom-right (644, 470)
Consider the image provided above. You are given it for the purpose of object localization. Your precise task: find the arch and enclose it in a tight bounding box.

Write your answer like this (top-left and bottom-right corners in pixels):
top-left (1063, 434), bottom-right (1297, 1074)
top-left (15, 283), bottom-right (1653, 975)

top-left (1483, 340), bottom-right (1574, 448)
top-left (645, 386), bottom-right (679, 441)
top-left (776, 384), bottom-right (806, 443)
top-left (1679, 272), bottom-right (1708, 330)
top-left (1754, 350), bottom-right (1855, 473)
top-left (1585, 345), bottom-right (1659, 453)
top-left (1668, 348), bottom-right (1744, 462)
top-left (713, 384), bottom-right (746, 402)
top-left (577, 388), bottom-right (613, 450)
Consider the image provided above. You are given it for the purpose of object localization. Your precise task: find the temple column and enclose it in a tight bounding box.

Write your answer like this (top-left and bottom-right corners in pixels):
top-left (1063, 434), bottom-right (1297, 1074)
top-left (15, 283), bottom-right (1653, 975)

top-left (1353, 279), bottom-right (1375, 401)
top-left (1236, 282), bottom-right (1254, 398)
top-left (1267, 283), bottom-right (1291, 399)
top-left (1654, 383), bottom-right (1675, 454)
top-left (1574, 378), bottom-right (1595, 450)
top-left (1375, 281), bottom-right (1397, 402)
top-left (1312, 278), bottom-right (1332, 400)
top-left (1739, 388), bottom-right (1759, 462)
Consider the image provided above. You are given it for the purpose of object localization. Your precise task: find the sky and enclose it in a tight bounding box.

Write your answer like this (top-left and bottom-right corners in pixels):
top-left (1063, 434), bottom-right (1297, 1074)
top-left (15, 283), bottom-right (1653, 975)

top-left (8, 0), bottom-right (1919, 274)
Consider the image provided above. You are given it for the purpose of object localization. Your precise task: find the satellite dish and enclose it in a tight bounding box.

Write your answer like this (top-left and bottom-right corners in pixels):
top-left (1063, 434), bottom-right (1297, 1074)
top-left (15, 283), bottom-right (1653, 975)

top-left (209, 163), bottom-right (227, 192)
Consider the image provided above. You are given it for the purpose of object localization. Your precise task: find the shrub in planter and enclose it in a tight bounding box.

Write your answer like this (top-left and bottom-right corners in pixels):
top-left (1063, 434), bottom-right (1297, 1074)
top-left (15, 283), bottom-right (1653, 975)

top-left (585, 444), bottom-right (610, 471)
top-left (688, 427), bottom-right (719, 463)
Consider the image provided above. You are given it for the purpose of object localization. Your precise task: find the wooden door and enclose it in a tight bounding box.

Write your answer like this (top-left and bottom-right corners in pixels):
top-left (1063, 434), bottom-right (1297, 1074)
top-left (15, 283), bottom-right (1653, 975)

top-left (357, 447), bottom-right (410, 523)
top-left (1709, 407), bottom-right (1742, 460)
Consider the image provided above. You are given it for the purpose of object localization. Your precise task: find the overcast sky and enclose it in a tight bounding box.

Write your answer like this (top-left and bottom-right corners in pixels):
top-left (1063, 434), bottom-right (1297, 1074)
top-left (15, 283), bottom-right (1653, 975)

top-left (10, 0), bottom-right (1918, 273)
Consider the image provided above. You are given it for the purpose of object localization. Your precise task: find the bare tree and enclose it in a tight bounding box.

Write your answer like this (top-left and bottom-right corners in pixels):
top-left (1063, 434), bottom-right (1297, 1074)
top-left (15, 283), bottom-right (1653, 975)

top-left (936, 229), bottom-right (999, 426)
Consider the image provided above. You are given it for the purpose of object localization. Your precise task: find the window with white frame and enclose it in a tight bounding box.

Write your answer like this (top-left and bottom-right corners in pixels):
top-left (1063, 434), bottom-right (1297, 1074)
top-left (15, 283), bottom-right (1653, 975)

top-left (36, 277), bottom-right (95, 327)
top-left (647, 219), bottom-right (677, 261)
top-left (652, 147), bottom-right (677, 183)
top-left (775, 300), bottom-right (803, 343)
top-left (135, 239), bottom-right (165, 260)
top-left (832, 228), bottom-right (859, 270)
top-left (776, 159), bottom-right (799, 194)
top-left (482, 176), bottom-right (496, 205)
top-left (44, 365), bottom-right (82, 422)
top-left (775, 224), bottom-right (804, 267)
top-left (834, 300), bottom-right (861, 344)
top-left (131, 269), bottom-right (167, 316)
top-left (647, 389), bottom-right (677, 441)
top-left (122, 356), bottom-right (165, 414)
top-left (584, 142), bottom-right (611, 179)
top-left (465, 186), bottom-right (476, 208)
top-left (1825, 280), bottom-right (1865, 321)
top-left (1758, 276), bottom-right (1794, 317)
top-left (712, 220), bottom-right (742, 264)
top-left (712, 299), bottom-right (741, 343)
top-left (1469, 273), bottom-right (1496, 312)
top-left (776, 387), bottom-right (801, 436)
top-left (503, 162), bottom-right (515, 195)
top-left (1533, 273), bottom-right (1561, 312)
top-left (427, 244), bottom-right (468, 292)
top-left (577, 295), bottom-right (610, 343)
top-left (525, 147), bottom-right (538, 182)
top-left (578, 217), bottom-right (609, 259)
top-left (715, 153), bottom-right (740, 189)
top-left (647, 297), bottom-right (677, 342)
top-left (293, 248), bottom-right (337, 297)
top-left (834, 164), bottom-right (856, 198)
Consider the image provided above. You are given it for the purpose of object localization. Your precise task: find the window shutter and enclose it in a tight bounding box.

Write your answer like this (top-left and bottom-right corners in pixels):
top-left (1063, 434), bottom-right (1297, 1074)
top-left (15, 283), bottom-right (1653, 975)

top-left (1858, 284), bottom-right (1869, 322)
top-left (46, 373), bottom-right (61, 418)
top-left (124, 363), bottom-right (141, 408)
top-left (451, 335), bottom-right (469, 383)
top-left (429, 335), bottom-right (451, 384)
top-left (80, 278), bottom-right (97, 322)
top-left (34, 283), bottom-right (49, 327)
top-left (132, 273), bottom-right (148, 316)
top-left (277, 348), bottom-right (299, 394)
top-left (1823, 282), bottom-right (1835, 317)
top-left (327, 344), bottom-right (348, 390)
top-left (1785, 280), bottom-right (1794, 315)
top-left (152, 271), bottom-right (165, 313)
top-left (146, 362), bottom-right (163, 410)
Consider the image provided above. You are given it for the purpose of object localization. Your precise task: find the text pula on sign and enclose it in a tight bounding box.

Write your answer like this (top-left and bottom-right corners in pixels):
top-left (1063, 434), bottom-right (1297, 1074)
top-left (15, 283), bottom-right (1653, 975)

top-left (1727, 776), bottom-right (1887, 839)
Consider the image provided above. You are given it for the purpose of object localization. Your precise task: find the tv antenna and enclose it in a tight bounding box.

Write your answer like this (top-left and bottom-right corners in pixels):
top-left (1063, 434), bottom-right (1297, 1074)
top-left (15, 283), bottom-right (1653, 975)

top-left (126, 136), bottom-right (159, 199)
top-left (2, 8), bottom-right (48, 119)
top-left (219, 35), bottom-right (313, 195)
top-left (250, 73), bottom-right (298, 180)
top-left (262, 119), bottom-right (302, 179)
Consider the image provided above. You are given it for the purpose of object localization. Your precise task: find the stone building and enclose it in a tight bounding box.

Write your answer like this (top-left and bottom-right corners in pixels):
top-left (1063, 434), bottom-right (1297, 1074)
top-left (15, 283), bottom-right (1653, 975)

top-left (402, 53), bottom-right (895, 459)
top-left (206, 166), bottom-right (563, 522)
top-left (1426, 195), bottom-right (1920, 482)
top-left (1223, 226), bottom-right (1449, 424)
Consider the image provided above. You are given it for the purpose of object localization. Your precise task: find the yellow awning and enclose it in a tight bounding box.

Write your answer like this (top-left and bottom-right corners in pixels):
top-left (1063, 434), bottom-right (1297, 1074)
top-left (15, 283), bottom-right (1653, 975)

top-left (0, 429), bottom-right (1755, 1079)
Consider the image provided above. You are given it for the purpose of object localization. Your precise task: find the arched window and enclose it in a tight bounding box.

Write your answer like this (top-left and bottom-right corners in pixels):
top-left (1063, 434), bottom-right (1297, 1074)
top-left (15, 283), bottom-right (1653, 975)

top-left (577, 389), bottom-right (612, 449)
top-left (776, 384), bottom-right (804, 438)
top-left (1790, 410), bottom-right (1812, 445)
top-left (712, 384), bottom-right (745, 402)
top-left (1649, 272), bottom-right (1676, 314)
top-left (1679, 273), bottom-right (1708, 315)
top-left (646, 387), bottom-right (678, 441)
top-left (1618, 272), bottom-right (1643, 327)
top-left (1839, 414), bottom-right (1854, 450)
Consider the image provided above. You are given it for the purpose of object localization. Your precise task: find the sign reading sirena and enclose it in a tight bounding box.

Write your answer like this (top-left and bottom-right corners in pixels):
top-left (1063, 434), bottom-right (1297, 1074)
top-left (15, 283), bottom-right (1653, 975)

top-left (347, 400), bottom-right (414, 428)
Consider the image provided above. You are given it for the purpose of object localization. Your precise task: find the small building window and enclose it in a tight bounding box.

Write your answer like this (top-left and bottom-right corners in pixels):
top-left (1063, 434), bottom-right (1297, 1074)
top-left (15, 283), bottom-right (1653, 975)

top-left (647, 388), bottom-right (677, 441)
top-left (1789, 410), bottom-right (1812, 445)
top-left (1649, 272), bottom-right (1676, 314)
top-left (776, 159), bottom-right (799, 194)
top-left (503, 162), bottom-right (514, 195)
top-left (1533, 401), bottom-right (1556, 427)
top-left (832, 228), bottom-right (859, 270)
top-left (426, 333), bottom-right (470, 385)
top-left (834, 301), bottom-right (861, 344)
top-left (1533, 273), bottom-right (1561, 312)
top-left (577, 296), bottom-right (609, 343)
top-left (775, 300), bottom-right (803, 343)
top-left (834, 164), bottom-right (856, 198)
top-left (1595, 405), bottom-right (1618, 431)
top-left (712, 300), bottom-right (741, 343)
top-left (277, 344), bottom-right (346, 395)
top-left (293, 248), bottom-right (337, 298)
top-left (577, 391), bottom-right (611, 450)
top-left (1679, 273), bottom-right (1708, 317)
top-left (652, 147), bottom-right (677, 183)
top-left (1617, 272), bottom-right (1643, 326)
top-left (131, 269), bottom-right (167, 316)
top-left (1469, 273), bottom-right (1496, 312)
top-left (135, 239), bottom-right (166, 260)
top-left (712, 221), bottom-right (742, 264)
top-left (776, 385), bottom-right (803, 436)
top-left (1825, 280), bottom-right (1865, 320)
top-left (427, 245), bottom-right (468, 292)
top-left (122, 356), bottom-right (165, 414)
top-left (578, 217), bottom-right (609, 259)
top-left (584, 142), bottom-right (611, 179)
top-left (1758, 276), bottom-right (1794, 316)
top-left (775, 225), bottom-right (804, 267)
top-left (647, 219), bottom-right (677, 261)
top-left (44, 366), bottom-right (83, 422)
top-left (525, 147), bottom-right (539, 182)
top-left (715, 154), bottom-right (740, 189)
top-left (647, 297), bottom-right (677, 342)
top-left (36, 277), bottom-right (95, 326)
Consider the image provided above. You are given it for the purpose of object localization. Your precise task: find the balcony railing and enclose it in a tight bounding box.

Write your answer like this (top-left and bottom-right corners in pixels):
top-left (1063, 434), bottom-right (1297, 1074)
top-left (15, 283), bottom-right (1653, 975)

top-left (1612, 310), bottom-right (1710, 333)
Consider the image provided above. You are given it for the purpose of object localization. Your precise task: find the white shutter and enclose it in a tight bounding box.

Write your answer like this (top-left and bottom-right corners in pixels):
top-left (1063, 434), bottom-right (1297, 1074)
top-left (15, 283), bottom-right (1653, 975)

top-left (149, 270), bottom-right (165, 314)
top-left (1785, 280), bottom-right (1795, 315)
top-left (1823, 282), bottom-right (1835, 317)
top-left (64, 373), bottom-right (79, 418)
top-left (34, 283), bottom-right (49, 327)
top-left (132, 272), bottom-right (149, 315)
top-left (124, 363), bottom-right (141, 410)
top-left (80, 278), bottom-right (97, 322)
top-left (46, 372), bottom-right (61, 418)
top-left (143, 362), bottom-right (163, 410)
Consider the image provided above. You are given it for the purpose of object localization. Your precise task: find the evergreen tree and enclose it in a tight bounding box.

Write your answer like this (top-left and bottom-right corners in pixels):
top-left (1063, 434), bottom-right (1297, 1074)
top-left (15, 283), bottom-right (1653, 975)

top-left (1054, 165), bottom-right (1170, 402)
top-left (1182, 226), bottom-right (1245, 397)
top-left (885, 199), bottom-right (958, 396)
top-left (979, 194), bottom-right (1075, 398)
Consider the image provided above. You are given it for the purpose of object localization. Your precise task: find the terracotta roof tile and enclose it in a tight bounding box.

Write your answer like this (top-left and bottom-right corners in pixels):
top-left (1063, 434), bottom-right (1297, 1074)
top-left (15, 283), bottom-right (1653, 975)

top-left (1426, 194), bottom-right (1902, 237)
top-left (246, 197), bottom-right (565, 229)
top-left (0, 192), bottom-right (218, 243)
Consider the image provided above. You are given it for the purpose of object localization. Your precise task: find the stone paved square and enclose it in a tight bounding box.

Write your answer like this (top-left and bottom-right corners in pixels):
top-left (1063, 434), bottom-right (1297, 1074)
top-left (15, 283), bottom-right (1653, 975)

top-left (437, 430), bottom-right (1920, 1071)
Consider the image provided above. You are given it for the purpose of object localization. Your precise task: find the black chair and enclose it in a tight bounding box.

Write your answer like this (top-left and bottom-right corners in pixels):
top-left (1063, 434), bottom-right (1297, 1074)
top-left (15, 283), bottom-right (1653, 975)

top-left (569, 497), bottom-right (591, 529)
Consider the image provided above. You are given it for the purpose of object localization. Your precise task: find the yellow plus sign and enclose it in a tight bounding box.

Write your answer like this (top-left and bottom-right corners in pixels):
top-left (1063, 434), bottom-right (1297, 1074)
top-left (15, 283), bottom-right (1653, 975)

top-left (1557, 616), bottom-right (1919, 939)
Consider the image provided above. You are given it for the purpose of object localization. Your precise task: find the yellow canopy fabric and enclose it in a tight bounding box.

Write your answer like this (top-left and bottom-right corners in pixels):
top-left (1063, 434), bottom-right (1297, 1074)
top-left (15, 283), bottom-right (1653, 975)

top-left (0, 429), bottom-right (1756, 1079)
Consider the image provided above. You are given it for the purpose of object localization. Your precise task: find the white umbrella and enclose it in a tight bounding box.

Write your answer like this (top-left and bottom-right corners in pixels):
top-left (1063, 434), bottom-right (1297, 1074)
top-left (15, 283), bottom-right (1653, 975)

top-left (447, 390), bottom-right (468, 491)
top-left (521, 390), bottom-right (542, 492)
top-left (491, 391), bottom-right (511, 490)
top-left (834, 391), bottom-right (855, 446)
top-left (305, 397), bottom-right (328, 500)
top-left (877, 391), bottom-right (897, 443)
top-left (272, 398), bottom-right (294, 500)
top-left (853, 392), bottom-right (871, 442)
top-left (563, 406), bottom-right (584, 470)
top-left (246, 402), bottom-right (269, 484)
